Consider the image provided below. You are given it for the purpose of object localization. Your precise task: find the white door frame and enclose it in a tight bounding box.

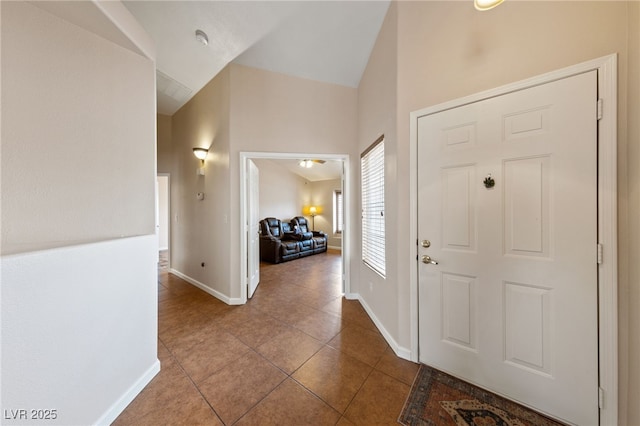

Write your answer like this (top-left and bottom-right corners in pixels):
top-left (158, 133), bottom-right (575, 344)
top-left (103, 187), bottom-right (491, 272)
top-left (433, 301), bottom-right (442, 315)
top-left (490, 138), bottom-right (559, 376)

top-left (239, 151), bottom-right (351, 303)
top-left (408, 54), bottom-right (618, 425)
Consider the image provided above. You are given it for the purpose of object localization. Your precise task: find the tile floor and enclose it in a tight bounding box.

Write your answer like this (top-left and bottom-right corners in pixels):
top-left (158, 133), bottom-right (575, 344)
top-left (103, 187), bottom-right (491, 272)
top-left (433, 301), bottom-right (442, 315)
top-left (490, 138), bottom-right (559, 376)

top-left (115, 250), bottom-right (418, 425)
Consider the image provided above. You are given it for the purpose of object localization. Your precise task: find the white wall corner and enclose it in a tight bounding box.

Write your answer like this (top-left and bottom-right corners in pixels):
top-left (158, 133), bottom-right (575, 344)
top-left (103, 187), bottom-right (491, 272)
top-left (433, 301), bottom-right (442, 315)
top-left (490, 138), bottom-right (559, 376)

top-left (169, 269), bottom-right (244, 305)
top-left (92, 0), bottom-right (156, 60)
top-left (352, 293), bottom-right (413, 362)
top-left (96, 360), bottom-right (160, 425)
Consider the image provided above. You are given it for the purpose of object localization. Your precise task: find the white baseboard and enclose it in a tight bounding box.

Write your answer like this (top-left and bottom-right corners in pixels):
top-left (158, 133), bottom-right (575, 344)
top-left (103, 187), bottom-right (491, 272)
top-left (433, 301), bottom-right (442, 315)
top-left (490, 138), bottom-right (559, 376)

top-left (96, 359), bottom-right (160, 425)
top-left (327, 245), bottom-right (342, 251)
top-left (169, 269), bottom-right (244, 305)
top-left (350, 293), bottom-right (413, 361)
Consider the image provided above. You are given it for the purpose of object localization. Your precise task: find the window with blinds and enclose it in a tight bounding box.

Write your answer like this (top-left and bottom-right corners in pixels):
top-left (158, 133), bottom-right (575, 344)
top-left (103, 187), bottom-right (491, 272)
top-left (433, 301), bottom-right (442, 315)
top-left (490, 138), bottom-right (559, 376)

top-left (333, 190), bottom-right (343, 234)
top-left (361, 136), bottom-right (385, 277)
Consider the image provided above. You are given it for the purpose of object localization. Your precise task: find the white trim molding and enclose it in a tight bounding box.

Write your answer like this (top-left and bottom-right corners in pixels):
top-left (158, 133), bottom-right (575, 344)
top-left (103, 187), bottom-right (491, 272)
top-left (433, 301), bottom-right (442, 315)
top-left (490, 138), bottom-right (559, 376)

top-left (170, 268), bottom-right (244, 305)
top-left (354, 294), bottom-right (413, 361)
top-left (97, 360), bottom-right (160, 425)
top-left (409, 54), bottom-right (618, 425)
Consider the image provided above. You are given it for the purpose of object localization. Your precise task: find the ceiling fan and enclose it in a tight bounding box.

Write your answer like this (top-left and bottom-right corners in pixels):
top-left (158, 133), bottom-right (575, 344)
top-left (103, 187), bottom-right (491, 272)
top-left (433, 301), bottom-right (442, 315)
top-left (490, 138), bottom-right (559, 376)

top-left (299, 159), bottom-right (326, 168)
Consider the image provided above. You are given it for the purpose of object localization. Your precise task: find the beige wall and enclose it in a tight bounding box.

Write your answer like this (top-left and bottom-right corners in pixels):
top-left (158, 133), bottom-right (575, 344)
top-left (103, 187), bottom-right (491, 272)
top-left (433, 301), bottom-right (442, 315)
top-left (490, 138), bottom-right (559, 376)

top-left (356, 1), bottom-right (639, 422)
top-left (1, 1), bottom-right (156, 255)
top-left (308, 178), bottom-right (342, 249)
top-left (170, 67), bottom-right (232, 297)
top-left (157, 114), bottom-right (173, 174)
top-left (228, 64), bottom-right (358, 298)
top-left (624, 2), bottom-right (640, 423)
top-left (253, 159), bottom-right (310, 221)
top-left (356, 2), bottom-right (399, 341)
top-left (167, 64), bottom-right (357, 300)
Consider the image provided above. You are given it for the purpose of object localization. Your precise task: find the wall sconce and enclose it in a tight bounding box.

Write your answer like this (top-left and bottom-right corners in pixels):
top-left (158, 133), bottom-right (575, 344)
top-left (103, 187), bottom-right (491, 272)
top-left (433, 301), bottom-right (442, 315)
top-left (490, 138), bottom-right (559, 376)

top-left (193, 147), bottom-right (208, 176)
top-left (193, 147), bottom-right (208, 162)
top-left (474, 0), bottom-right (505, 11)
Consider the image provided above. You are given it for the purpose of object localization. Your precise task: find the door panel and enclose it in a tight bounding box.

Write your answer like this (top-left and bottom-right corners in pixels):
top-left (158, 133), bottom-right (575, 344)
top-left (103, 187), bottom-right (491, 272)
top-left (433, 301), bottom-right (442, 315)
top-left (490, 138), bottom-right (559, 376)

top-left (418, 71), bottom-right (598, 425)
top-left (247, 159), bottom-right (260, 298)
top-left (441, 165), bottom-right (476, 251)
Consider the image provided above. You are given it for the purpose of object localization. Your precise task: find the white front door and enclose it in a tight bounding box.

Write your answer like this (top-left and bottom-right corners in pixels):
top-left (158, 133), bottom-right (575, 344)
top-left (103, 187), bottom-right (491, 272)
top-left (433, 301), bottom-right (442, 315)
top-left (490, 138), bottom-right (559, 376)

top-left (417, 71), bottom-right (598, 425)
top-left (247, 159), bottom-right (260, 298)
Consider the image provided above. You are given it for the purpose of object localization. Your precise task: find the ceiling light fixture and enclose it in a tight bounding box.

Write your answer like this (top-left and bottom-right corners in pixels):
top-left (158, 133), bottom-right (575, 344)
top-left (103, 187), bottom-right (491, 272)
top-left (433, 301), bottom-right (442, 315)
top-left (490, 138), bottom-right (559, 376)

top-left (195, 29), bottom-right (209, 46)
top-left (299, 159), bottom-right (313, 168)
top-left (474, 0), bottom-right (505, 11)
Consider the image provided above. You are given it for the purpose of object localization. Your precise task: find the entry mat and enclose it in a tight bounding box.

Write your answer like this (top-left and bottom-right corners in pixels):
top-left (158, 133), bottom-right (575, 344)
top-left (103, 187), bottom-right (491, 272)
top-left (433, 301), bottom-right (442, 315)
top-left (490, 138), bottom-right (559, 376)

top-left (398, 364), bottom-right (567, 426)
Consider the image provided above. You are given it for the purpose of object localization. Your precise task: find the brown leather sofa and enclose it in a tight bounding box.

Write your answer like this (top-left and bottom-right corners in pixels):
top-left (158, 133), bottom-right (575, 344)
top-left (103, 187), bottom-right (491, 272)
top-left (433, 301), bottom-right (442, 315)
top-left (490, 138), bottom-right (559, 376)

top-left (259, 217), bottom-right (328, 264)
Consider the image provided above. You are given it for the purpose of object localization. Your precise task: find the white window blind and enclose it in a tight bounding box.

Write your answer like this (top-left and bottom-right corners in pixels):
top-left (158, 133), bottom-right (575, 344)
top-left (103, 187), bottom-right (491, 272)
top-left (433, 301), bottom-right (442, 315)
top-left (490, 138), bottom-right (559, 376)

top-left (361, 136), bottom-right (385, 277)
top-left (334, 190), bottom-right (343, 234)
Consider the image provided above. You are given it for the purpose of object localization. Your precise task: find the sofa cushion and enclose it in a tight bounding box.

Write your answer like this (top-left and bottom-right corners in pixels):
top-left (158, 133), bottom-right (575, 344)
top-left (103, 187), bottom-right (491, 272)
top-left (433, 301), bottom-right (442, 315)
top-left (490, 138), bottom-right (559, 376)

top-left (263, 217), bottom-right (282, 238)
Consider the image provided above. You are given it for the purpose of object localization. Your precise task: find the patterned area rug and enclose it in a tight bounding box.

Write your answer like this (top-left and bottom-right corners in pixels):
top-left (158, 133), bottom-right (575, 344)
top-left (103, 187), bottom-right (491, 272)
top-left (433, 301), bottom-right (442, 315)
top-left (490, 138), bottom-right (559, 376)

top-left (398, 365), bottom-right (566, 426)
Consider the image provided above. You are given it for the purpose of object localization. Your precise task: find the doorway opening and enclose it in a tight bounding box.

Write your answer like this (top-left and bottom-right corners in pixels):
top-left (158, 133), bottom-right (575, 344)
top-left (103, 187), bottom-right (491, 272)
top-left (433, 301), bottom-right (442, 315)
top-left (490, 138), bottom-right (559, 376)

top-left (157, 174), bottom-right (170, 271)
top-left (240, 152), bottom-right (350, 303)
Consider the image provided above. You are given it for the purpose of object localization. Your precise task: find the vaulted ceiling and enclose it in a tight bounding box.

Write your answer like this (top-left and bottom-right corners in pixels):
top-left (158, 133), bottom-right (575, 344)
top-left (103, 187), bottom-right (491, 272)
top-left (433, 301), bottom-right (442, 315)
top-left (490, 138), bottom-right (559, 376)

top-left (123, 1), bottom-right (391, 115)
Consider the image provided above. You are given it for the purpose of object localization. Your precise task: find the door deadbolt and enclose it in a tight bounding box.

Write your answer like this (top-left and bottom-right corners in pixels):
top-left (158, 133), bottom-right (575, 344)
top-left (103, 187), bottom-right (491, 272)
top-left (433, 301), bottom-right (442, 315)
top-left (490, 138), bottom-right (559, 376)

top-left (421, 240), bottom-right (431, 248)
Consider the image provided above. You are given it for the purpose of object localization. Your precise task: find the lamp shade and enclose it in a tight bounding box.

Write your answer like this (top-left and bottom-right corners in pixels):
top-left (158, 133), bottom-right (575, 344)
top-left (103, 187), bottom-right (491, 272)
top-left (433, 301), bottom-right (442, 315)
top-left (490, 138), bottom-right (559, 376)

top-left (302, 205), bottom-right (323, 216)
top-left (193, 147), bottom-right (208, 160)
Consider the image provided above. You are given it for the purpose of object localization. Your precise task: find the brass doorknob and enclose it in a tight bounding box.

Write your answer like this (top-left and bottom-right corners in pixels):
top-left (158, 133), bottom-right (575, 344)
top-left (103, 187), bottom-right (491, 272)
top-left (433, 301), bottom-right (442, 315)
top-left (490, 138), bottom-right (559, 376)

top-left (421, 255), bottom-right (438, 265)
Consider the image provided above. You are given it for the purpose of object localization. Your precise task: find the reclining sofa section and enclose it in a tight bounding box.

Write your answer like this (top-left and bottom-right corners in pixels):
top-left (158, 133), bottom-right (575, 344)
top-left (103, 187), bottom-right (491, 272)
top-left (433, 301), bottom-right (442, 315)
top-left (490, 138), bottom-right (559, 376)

top-left (259, 216), bottom-right (328, 264)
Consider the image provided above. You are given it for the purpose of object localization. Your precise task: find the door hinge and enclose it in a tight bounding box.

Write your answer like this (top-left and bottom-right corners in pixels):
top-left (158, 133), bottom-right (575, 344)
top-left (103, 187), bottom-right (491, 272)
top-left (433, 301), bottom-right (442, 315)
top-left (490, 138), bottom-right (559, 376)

top-left (597, 243), bottom-right (603, 264)
top-left (598, 387), bottom-right (605, 409)
top-left (597, 99), bottom-right (603, 120)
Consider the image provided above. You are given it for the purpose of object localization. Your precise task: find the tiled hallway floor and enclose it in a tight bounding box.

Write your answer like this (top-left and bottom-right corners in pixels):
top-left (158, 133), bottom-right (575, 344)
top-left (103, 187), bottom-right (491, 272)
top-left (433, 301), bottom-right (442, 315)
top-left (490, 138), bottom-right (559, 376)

top-left (115, 250), bottom-right (418, 425)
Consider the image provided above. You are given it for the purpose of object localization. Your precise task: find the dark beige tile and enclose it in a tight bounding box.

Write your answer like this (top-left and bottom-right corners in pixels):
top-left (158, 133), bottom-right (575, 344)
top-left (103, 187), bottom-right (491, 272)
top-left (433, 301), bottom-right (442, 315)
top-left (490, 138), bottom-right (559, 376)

top-left (120, 400), bottom-right (222, 426)
top-left (216, 303), bottom-right (265, 328)
top-left (265, 300), bottom-right (320, 326)
top-left (321, 297), bottom-right (377, 329)
top-left (113, 361), bottom-right (219, 426)
top-left (343, 370), bottom-right (410, 425)
top-left (339, 301), bottom-right (379, 332)
top-left (198, 351), bottom-right (287, 425)
top-left (247, 291), bottom-right (287, 312)
top-left (171, 327), bottom-right (252, 384)
top-left (255, 326), bottom-right (323, 374)
top-left (295, 290), bottom-right (343, 311)
top-left (336, 416), bottom-right (357, 425)
top-left (327, 324), bottom-right (388, 367)
top-left (235, 378), bottom-right (341, 426)
top-left (292, 346), bottom-right (372, 413)
top-left (375, 346), bottom-right (419, 386)
top-left (157, 339), bottom-right (174, 365)
top-left (158, 305), bottom-right (209, 335)
top-left (160, 314), bottom-right (222, 350)
top-left (158, 286), bottom-right (172, 302)
top-left (222, 311), bottom-right (289, 349)
top-left (293, 309), bottom-right (346, 342)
